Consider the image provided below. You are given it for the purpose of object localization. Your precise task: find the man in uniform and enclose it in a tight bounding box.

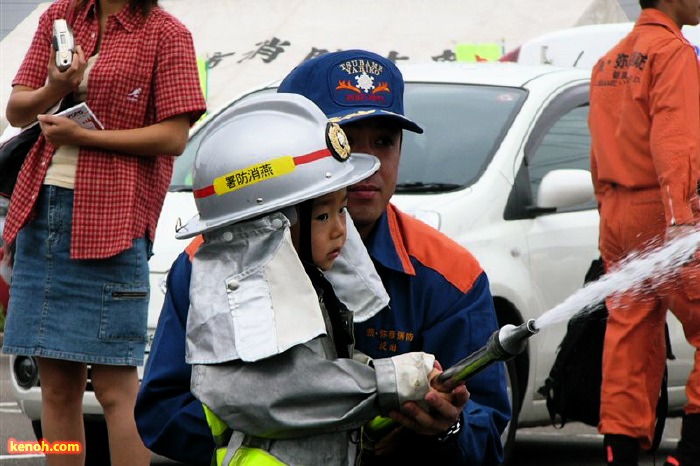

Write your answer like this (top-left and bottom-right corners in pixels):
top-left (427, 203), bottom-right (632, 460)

top-left (589, 1), bottom-right (700, 465)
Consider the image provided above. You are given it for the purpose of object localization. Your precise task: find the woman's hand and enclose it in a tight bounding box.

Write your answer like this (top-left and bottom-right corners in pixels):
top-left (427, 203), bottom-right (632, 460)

top-left (6, 47), bottom-right (88, 128)
top-left (37, 114), bottom-right (86, 147)
top-left (47, 45), bottom-right (87, 96)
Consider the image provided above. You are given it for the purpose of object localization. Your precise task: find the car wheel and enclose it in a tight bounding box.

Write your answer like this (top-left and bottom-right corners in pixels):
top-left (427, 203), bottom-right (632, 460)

top-left (499, 359), bottom-right (521, 466)
top-left (32, 417), bottom-right (111, 466)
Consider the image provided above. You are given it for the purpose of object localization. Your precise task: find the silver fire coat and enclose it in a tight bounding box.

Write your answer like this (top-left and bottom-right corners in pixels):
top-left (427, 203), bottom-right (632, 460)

top-left (187, 212), bottom-right (435, 465)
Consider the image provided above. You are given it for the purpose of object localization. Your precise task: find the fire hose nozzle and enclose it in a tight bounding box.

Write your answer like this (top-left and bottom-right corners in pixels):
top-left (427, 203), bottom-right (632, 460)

top-left (436, 318), bottom-right (539, 385)
top-left (364, 319), bottom-right (539, 443)
top-left (499, 318), bottom-right (539, 356)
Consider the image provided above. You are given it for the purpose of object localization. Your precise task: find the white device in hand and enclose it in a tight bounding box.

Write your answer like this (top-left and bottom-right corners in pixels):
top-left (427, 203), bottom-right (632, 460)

top-left (52, 19), bottom-right (75, 72)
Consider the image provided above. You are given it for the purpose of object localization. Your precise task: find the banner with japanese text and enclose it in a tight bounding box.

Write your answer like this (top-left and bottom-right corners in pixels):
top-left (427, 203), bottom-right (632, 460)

top-left (0, 0), bottom-right (629, 130)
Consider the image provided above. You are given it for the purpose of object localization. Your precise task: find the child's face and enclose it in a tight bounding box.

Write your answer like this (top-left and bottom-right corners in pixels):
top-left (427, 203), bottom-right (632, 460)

top-left (309, 189), bottom-right (348, 271)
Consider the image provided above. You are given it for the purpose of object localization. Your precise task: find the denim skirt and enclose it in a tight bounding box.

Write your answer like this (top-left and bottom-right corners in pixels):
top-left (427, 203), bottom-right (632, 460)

top-left (2, 186), bottom-right (150, 366)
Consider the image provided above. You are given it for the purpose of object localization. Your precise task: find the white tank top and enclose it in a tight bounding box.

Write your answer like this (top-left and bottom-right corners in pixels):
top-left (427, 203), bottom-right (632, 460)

top-left (44, 54), bottom-right (99, 189)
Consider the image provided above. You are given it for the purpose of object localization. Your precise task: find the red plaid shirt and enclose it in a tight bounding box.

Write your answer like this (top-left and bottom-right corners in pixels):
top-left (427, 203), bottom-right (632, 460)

top-left (4, 0), bottom-right (206, 259)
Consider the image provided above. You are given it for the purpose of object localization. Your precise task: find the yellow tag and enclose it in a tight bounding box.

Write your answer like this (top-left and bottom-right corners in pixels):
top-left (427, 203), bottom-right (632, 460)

top-left (455, 43), bottom-right (503, 62)
top-left (212, 156), bottom-right (295, 195)
top-left (196, 56), bottom-right (209, 124)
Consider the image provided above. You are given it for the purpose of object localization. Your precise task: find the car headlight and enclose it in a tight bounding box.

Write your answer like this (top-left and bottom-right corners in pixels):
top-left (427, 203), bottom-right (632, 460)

top-left (13, 356), bottom-right (39, 389)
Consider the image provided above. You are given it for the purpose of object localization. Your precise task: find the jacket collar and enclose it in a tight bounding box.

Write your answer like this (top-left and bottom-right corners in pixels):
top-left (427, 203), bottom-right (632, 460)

top-left (79, 0), bottom-right (145, 33)
top-left (112, 1), bottom-right (147, 33)
top-left (636, 8), bottom-right (688, 42)
top-left (366, 204), bottom-right (416, 276)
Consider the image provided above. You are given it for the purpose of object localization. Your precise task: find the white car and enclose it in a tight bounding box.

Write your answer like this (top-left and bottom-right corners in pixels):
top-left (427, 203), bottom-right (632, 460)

top-left (8, 62), bottom-right (693, 464)
top-left (501, 22), bottom-right (700, 68)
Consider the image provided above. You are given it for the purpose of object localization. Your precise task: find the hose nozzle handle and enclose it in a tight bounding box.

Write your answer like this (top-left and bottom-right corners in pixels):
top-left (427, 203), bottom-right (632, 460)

top-left (365, 319), bottom-right (539, 444)
top-left (437, 319), bottom-right (539, 385)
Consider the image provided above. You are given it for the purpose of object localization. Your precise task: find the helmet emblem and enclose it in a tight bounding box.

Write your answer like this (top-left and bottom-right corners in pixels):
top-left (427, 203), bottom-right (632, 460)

top-left (326, 123), bottom-right (351, 162)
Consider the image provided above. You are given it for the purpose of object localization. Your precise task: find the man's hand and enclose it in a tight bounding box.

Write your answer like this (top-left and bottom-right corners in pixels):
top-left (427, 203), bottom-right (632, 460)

top-left (666, 224), bottom-right (698, 242)
top-left (388, 360), bottom-right (469, 436)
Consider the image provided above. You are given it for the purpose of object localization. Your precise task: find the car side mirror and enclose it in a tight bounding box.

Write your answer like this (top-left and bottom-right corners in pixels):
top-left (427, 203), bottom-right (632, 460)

top-left (535, 169), bottom-right (594, 210)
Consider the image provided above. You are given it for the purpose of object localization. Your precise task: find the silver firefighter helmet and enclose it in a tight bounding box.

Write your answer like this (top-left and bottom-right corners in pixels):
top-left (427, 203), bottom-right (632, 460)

top-left (176, 93), bottom-right (380, 239)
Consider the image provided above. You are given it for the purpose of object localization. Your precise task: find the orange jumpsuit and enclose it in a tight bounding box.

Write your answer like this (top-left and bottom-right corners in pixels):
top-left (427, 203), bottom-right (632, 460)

top-left (589, 8), bottom-right (700, 450)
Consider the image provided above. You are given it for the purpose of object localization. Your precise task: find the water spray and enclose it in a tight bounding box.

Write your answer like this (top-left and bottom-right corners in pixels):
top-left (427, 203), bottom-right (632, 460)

top-left (363, 228), bottom-right (700, 446)
top-left (535, 228), bottom-right (700, 329)
top-left (364, 229), bottom-right (699, 445)
top-left (364, 319), bottom-right (539, 443)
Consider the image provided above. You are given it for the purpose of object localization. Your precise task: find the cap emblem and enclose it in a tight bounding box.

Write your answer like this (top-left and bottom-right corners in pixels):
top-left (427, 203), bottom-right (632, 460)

top-left (336, 73), bottom-right (391, 96)
top-left (333, 58), bottom-right (393, 106)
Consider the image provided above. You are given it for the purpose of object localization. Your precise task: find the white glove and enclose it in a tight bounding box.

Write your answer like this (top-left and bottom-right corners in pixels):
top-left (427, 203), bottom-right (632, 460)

top-left (389, 352), bottom-right (435, 405)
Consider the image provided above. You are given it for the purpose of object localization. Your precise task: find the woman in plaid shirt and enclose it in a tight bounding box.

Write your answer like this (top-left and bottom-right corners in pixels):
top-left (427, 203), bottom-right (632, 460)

top-left (1, 0), bottom-right (206, 464)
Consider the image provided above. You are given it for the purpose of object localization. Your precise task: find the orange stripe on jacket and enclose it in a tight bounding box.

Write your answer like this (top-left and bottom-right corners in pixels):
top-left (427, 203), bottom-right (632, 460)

top-left (387, 204), bottom-right (483, 293)
top-left (185, 236), bottom-right (205, 261)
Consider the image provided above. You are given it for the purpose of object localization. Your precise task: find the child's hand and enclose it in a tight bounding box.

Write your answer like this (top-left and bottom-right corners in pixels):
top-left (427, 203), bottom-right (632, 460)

top-left (372, 425), bottom-right (405, 456)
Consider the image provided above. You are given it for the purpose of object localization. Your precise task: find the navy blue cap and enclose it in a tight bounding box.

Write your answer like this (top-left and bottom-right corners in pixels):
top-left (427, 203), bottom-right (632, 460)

top-left (278, 50), bottom-right (423, 133)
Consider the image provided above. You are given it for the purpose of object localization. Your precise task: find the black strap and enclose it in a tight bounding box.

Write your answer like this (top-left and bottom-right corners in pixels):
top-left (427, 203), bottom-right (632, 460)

top-left (302, 262), bottom-right (353, 359)
top-left (297, 200), bottom-right (314, 265)
top-left (56, 94), bottom-right (75, 113)
top-left (650, 323), bottom-right (673, 453)
top-left (650, 365), bottom-right (668, 452)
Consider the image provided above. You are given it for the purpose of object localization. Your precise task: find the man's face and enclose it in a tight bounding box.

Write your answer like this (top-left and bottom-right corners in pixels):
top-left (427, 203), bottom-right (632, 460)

top-left (682, 0), bottom-right (700, 25)
top-left (670, 0), bottom-right (700, 26)
top-left (341, 119), bottom-right (402, 239)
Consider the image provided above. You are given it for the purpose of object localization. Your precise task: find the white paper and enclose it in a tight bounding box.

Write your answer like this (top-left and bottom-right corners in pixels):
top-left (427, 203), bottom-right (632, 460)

top-left (56, 102), bottom-right (104, 130)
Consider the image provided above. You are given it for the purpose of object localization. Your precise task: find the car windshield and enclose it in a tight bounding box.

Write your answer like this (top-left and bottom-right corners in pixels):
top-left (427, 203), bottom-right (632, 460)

top-left (398, 83), bottom-right (526, 193)
top-left (170, 83), bottom-right (526, 193)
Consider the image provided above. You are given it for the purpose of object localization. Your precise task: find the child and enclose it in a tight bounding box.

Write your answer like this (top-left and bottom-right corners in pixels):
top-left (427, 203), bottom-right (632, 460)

top-left (176, 93), bottom-right (448, 465)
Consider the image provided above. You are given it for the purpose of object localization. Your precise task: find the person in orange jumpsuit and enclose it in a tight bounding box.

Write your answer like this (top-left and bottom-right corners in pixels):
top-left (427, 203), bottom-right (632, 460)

top-left (589, 0), bottom-right (700, 465)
